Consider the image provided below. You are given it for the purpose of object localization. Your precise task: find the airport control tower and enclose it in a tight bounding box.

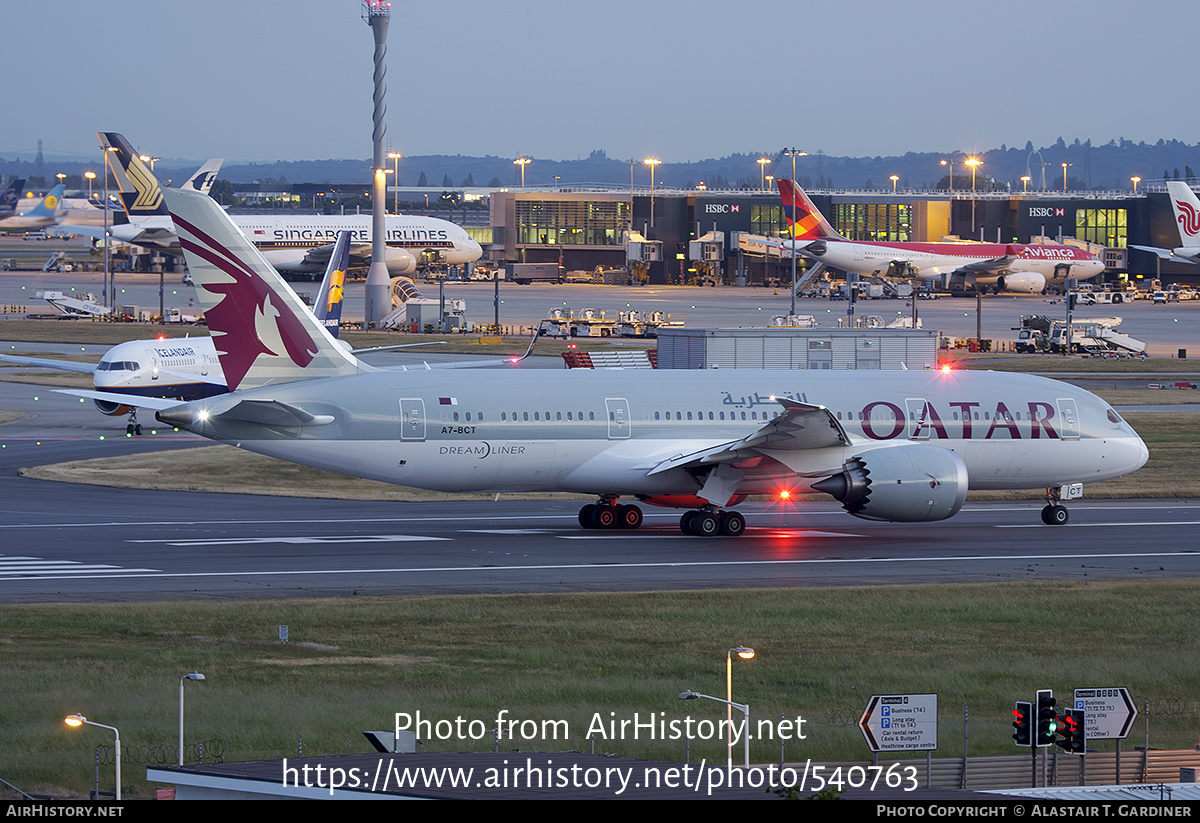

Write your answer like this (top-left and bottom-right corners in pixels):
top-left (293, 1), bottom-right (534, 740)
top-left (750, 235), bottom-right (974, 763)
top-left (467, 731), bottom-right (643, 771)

top-left (363, 0), bottom-right (391, 328)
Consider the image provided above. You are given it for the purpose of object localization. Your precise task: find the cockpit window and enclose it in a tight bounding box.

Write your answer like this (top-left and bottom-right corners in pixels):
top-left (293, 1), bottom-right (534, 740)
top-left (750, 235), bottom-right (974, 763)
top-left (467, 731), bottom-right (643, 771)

top-left (1107, 408), bottom-right (1123, 425)
top-left (98, 361), bottom-right (139, 372)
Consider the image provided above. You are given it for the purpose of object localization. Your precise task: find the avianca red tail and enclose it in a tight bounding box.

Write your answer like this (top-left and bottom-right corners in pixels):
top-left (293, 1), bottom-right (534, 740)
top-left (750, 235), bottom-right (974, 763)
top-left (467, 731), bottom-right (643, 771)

top-left (778, 178), bottom-right (844, 241)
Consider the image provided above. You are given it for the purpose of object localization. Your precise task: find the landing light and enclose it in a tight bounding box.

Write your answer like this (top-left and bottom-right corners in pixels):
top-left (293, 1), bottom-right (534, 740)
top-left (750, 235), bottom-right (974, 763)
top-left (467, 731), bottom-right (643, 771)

top-left (941, 365), bottom-right (952, 372)
top-left (779, 490), bottom-right (791, 500)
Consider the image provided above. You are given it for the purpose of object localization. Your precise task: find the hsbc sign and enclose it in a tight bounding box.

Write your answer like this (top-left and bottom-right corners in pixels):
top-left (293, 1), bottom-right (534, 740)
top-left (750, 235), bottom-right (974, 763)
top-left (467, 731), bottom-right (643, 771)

top-left (704, 203), bottom-right (741, 214)
top-left (1028, 207), bottom-right (1066, 218)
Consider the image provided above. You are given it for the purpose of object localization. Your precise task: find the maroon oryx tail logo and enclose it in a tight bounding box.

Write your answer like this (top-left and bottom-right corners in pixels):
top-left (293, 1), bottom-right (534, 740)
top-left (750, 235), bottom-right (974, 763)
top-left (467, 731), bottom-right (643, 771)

top-left (172, 213), bottom-right (317, 390)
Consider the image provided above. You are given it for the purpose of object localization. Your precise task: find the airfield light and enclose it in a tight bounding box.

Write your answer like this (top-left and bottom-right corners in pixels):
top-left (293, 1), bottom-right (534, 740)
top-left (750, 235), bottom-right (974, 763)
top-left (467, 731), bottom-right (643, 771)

top-left (64, 714), bottom-right (121, 799)
top-left (179, 672), bottom-right (206, 766)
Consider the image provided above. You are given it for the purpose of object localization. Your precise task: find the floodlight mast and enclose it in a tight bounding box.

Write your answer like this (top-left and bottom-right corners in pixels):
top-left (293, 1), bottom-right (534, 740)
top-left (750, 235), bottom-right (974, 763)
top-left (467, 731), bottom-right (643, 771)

top-left (363, 1), bottom-right (392, 328)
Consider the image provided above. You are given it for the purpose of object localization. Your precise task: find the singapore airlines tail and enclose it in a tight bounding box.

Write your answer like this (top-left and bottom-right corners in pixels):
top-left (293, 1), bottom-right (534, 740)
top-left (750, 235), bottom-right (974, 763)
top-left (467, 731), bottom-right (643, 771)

top-left (776, 178), bottom-right (846, 242)
top-left (162, 187), bottom-right (370, 390)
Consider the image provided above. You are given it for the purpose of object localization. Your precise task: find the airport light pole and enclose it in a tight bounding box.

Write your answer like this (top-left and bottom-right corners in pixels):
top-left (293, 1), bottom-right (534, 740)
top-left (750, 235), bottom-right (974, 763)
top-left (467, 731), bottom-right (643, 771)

top-left (102, 145), bottom-right (118, 309)
top-left (784, 148), bottom-right (807, 316)
top-left (179, 672), bottom-right (205, 766)
top-left (1021, 175), bottom-right (1031, 193)
top-left (514, 157), bottom-right (530, 190)
top-left (1131, 176), bottom-right (1141, 194)
top-left (965, 157), bottom-right (981, 234)
top-left (941, 158), bottom-right (954, 196)
top-left (644, 158), bottom-right (661, 229)
top-left (56, 172), bottom-right (66, 191)
top-left (679, 690), bottom-right (751, 769)
top-left (85, 171), bottom-right (95, 200)
top-left (362, 0), bottom-right (391, 329)
top-left (65, 715), bottom-right (121, 800)
top-left (758, 157), bottom-right (770, 191)
top-left (388, 152), bottom-right (402, 213)
top-left (890, 174), bottom-right (899, 193)
top-left (1061, 162), bottom-right (1072, 192)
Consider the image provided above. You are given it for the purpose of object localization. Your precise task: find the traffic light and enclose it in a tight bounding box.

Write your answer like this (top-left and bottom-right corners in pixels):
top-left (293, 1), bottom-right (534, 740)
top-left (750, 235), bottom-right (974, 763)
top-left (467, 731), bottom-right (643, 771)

top-left (1012, 701), bottom-right (1032, 747)
top-left (1055, 708), bottom-right (1085, 754)
top-left (1035, 690), bottom-right (1057, 747)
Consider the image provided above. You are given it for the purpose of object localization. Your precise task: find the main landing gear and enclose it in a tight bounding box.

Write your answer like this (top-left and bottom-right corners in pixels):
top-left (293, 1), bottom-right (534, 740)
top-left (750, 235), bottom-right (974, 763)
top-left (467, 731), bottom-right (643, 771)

top-left (578, 497), bottom-right (643, 530)
top-left (679, 508), bottom-right (746, 537)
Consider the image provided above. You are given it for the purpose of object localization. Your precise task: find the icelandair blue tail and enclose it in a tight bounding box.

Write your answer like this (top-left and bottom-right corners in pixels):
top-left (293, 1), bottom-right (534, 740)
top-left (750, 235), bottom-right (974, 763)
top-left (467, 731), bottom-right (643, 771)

top-left (0, 178), bottom-right (26, 215)
top-left (312, 230), bottom-right (351, 337)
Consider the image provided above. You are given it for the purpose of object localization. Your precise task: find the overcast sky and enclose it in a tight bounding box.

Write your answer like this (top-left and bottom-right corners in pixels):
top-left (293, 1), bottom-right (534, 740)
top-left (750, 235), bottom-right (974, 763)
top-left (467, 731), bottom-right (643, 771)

top-left (4, 0), bottom-right (1188, 165)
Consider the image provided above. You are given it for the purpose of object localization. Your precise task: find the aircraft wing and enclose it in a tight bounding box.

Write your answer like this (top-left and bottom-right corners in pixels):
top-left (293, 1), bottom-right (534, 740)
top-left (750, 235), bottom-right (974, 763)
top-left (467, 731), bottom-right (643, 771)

top-left (0, 353), bottom-right (97, 374)
top-left (646, 397), bottom-right (850, 476)
top-left (53, 389), bottom-right (185, 411)
top-left (946, 255), bottom-right (1015, 275)
top-left (1130, 244), bottom-right (1198, 263)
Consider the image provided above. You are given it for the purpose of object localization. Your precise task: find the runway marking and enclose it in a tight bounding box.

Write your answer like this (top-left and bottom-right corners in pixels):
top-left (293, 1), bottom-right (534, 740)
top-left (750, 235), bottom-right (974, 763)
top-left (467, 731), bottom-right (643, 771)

top-left (996, 522), bottom-right (1200, 529)
top-left (460, 529), bottom-right (558, 535)
top-left (0, 553), bottom-right (159, 578)
top-left (6, 550), bottom-right (1200, 583)
top-left (129, 535), bottom-right (452, 547)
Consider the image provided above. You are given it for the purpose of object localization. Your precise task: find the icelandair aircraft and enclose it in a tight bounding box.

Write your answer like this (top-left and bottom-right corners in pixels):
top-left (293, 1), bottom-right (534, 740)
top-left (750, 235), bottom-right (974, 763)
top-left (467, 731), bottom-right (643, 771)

top-left (87, 187), bottom-right (1148, 534)
top-left (776, 179), bottom-right (1104, 294)
top-left (1, 232), bottom-right (353, 435)
top-left (94, 132), bottom-right (480, 277)
top-left (1130, 181), bottom-right (1200, 264)
top-left (0, 183), bottom-right (64, 232)
top-left (0, 178), bottom-right (26, 216)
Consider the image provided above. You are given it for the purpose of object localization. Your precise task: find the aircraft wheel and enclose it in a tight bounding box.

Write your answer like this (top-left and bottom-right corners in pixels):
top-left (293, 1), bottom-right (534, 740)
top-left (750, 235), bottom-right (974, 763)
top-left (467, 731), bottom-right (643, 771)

top-left (126, 424), bottom-right (134, 436)
top-left (593, 504), bottom-right (618, 529)
top-left (692, 512), bottom-right (720, 537)
top-left (578, 504), bottom-right (598, 529)
top-left (135, 424), bottom-right (143, 436)
top-left (680, 511), bottom-right (698, 535)
top-left (1048, 505), bottom-right (1069, 525)
top-left (720, 511), bottom-right (746, 537)
top-left (617, 504), bottom-right (643, 529)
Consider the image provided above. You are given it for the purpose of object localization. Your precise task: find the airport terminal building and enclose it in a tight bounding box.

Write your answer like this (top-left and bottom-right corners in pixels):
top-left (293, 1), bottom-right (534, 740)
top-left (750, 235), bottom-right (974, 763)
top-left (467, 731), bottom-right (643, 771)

top-left (487, 187), bottom-right (1190, 288)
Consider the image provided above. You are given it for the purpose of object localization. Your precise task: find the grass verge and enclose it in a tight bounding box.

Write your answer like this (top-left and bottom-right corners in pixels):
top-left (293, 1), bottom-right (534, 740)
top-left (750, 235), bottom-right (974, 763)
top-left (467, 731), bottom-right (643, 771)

top-left (2, 581), bottom-right (1199, 798)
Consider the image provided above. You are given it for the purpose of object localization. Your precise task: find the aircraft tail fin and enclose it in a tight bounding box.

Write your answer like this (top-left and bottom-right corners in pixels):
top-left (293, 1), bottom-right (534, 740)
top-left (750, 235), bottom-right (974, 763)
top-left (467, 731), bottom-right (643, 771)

top-left (776, 178), bottom-right (845, 241)
top-left (0, 178), bottom-right (26, 215)
top-left (1166, 181), bottom-right (1200, 245)
top-left (99, 132), bottom-right (170, 217)
top-left (163, 187), bottom-right (369, 391)
top-left (25, 184), bottom-right (64, 218)
top-left (312, 230), bottom-right (352, 338)
top-left (181, 158), bottom-right (224, 195)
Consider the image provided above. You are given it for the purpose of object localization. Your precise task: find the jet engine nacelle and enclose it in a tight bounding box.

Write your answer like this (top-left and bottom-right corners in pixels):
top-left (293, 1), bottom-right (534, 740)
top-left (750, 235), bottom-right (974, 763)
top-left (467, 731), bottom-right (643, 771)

top-left (812, 444), bottom-right (969, 522)
top-left (996, 271), bottom-right (1046, 294)
top-left (804, 239), bottom-right (828, 256)
top-left (93, 398), bottom-right (130, 416)
top-left (1175, 246), bottom-right (1200, 259)
top-left (384, 247), bottom-right (419, 275)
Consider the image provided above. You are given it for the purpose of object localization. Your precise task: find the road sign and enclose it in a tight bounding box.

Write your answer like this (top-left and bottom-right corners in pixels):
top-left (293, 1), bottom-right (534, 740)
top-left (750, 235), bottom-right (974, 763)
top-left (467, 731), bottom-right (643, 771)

top-left (1074, 688), bottom-right (1138, 740)
top-left (859, 694), bottom-right (938, 752)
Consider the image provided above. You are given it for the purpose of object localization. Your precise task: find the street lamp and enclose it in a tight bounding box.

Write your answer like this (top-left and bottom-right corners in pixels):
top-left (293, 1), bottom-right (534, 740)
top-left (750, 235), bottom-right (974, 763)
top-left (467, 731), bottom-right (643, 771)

top-left (56, 172), bottom-right (66, 191)
top-left (965, 157), bottom-right (982, 233)
top-left (644, 158), bottom-right (661, 229)
top-left (514, 157), bottom-right (531, 190)
top-left (179, 671), bottom-right (205, 766)
top-left (728, 646), bottom-right (754, 767)
top-left (84, 171), bottom-right (96, 200)
top-left (940, 158), bottom-right (955, 195)
top-left (758, 157), bottom-right (771, 191)
top-left (1061, 162), bottom-right (1072, 191)
top-left (65, 714), bottom-right (121, 800)
top-left (783, 148), bottom-right (807, 316)
top-left (679, 690), bottom-right (751, 769)
top-left (388, 152), bottom-right (402, 214)
top-left (890, 174), bottom-right (899, 193)
top-left (1131, 176), bottom-right (1141, 194)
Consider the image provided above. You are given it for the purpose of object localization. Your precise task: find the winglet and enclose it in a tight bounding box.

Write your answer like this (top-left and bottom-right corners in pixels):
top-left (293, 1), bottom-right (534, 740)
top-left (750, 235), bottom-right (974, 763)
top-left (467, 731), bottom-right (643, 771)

top-left (163, 187), bottom-right (369, 391)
